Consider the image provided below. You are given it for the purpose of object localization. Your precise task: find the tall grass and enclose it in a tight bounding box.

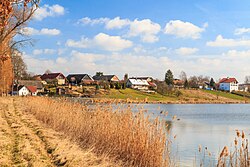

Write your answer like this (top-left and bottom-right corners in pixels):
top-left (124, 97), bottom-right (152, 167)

top-left (217, 130), bottom-right (249, 167)
top-left (22, 97), bottom-right (170, 167)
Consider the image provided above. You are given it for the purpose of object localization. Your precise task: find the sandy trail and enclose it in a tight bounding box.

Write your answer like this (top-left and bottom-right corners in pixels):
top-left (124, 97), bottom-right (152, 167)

top-left (0, 97), bottom-right (116, 167)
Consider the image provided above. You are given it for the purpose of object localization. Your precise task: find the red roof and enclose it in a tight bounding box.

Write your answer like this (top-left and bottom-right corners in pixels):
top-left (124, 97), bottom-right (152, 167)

top-left (26, 86), bottom-right (37, 93)
top-left (40, 73), bottom-right (65, 80)
top-left (219, 78), bottom-right (238, 83)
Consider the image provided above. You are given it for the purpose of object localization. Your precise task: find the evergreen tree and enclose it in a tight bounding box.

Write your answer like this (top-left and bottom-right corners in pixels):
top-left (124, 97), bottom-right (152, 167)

top-left (165, 69), bottom-right (174, 86)
top-left (209, 78), bottom-right (216, 89)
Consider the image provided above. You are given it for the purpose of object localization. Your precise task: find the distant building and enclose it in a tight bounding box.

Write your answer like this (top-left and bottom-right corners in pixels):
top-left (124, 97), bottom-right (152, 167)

top-left (17, 80), bottom-right (44, 93)
top-left (93, 74), bottom-right (119, 82)
top-left (219, 77), bottom-right (238, 92)
top-left (126, 78), bottom-right (150, 90)
top-left (67, 74), bottom-right (94, 86)
top-left (173, 79), bottom-right (184, 88)
top-left (13, 85), bottom-right (37, 96)
top-left (130, 77), bottom-right (153, 82)
top-left (40, 73), bottom-right (66, 85)
top-left (239, 84), bottom-right (250, 92)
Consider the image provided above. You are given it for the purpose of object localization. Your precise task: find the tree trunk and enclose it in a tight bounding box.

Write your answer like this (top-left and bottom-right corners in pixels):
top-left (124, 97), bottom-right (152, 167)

top-left (0, 50), bottom-right (13, 96)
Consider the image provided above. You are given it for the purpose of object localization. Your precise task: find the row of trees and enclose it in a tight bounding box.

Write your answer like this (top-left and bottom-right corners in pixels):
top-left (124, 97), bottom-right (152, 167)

top-left (164, 69), bottom-right (216, 89)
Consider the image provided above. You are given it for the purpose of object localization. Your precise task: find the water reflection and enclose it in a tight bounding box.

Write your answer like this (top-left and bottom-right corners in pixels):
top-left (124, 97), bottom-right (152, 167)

top-left (131, 104), bottom-right (250, 166)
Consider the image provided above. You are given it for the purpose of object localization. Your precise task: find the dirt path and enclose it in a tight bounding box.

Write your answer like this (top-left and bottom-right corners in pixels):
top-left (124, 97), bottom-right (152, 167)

top-left (0, 97), bottom-right (117, 167)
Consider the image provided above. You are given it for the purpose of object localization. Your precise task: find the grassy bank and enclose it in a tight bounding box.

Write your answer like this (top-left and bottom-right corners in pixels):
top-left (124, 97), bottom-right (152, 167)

top-left (22, 97), bottom-right (170, 167)
top-left (97, 88), bottom-right (248, 104)
top-left (202, 90), bottom-right (247, 101)
top-left (100, 89), bottom-right (176, 102)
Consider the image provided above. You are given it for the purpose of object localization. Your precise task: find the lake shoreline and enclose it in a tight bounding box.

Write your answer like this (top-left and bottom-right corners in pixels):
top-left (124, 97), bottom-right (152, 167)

top-left (75, 97), bottom-right (250, 105)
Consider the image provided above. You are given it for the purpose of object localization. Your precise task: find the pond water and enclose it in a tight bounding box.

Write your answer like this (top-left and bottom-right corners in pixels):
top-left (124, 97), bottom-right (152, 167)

top-left (130, 104), bottom-right (250, 166)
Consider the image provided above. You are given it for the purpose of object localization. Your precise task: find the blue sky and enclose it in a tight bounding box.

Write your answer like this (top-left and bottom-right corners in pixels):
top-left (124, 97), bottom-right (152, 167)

top-left (22, 0), bottom-right (250, 82)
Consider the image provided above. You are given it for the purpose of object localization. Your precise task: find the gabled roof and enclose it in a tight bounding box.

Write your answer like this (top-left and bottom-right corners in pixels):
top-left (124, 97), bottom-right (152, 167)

top-left (67, 74), bottom-right (93, 83)
top-left (40, 73), bottom-right (65, 80)
top-left (93, 75), bottom-right (118, 81)
top-left (26, 86), bottom-right (37, 93)
top-left (128, 79), bottom-right (149, 86)
top-left (13, 85), bottom-right (25, 91)
top-left (219, 78), bottom-right (238, 83)
top-left (130, 77), bottom-right (153, 80)
top-left (17, 80), bottom-right (43, 89)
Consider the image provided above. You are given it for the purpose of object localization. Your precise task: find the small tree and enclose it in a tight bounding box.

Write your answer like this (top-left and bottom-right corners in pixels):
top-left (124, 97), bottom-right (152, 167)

top-left (122, 82), bottom-right (126, 89)
top-left (245, 76), bottom-right (250, 84)
top-left (110, 83), bottom-right (114, 89)
top-left (124, 73), bottom-right (128, 82)
top-left (188, 76), bottom-right (199, 88)
top-left (179, 71), bottom-right (187, 81)
top-left (11, 49), bottom-right (28, 80)
top-left (209, 78), bottom-right (216, 89)
top-left (115, 82), bottom-right (121, 89)
top-left (184, 79), bottom-right (189, 89)
top-left (165, 69), bottom-right (174, 86)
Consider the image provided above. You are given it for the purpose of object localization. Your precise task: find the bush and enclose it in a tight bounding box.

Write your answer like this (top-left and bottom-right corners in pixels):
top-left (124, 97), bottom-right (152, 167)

top-left (174, 90), bottom-right (182, 97)
top-left (115, 82), bottom-right (121, 89)
top-left (110, 83), bottom-right (115, 89)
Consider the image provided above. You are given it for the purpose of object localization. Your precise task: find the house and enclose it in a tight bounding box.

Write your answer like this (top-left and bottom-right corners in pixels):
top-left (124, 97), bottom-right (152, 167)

top-left (239, 84), bottom-right (250, 92)
top-left (17, 80), bottom-right (44, 93)
top-left (130, 77), bottom-right (153, 82)
top-left (12, 85), bottom-right (37, 96)
top-left (67, 74), bottom-right (94, 86)
top-left (219, 77), bottom-right (239, 92)
top-left (26, 86), bottom-right (38, 96)
top-left (126, 78), bottom-right (150, 90)
top-left (40, 73), bottom-right (66, 85)
top-left (173, 79), bottom-right (184, 88)
top-left (93, 74), bottom-right (119, 82)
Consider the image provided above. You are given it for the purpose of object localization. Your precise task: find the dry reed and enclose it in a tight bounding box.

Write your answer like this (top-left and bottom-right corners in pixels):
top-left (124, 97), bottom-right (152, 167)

top-left (217, 130), bottom-right (249, 167)
top-left (22, 97), bottom-right (170, 167)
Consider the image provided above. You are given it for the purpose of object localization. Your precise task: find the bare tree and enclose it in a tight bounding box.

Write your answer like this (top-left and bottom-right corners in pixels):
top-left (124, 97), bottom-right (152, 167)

top-left (0, 0), bottom-right (39, 95)
top-left (179, 71), bottom-right (187, 81)
top-left (11, 49), bottom-right (28, 80)
top-left (245, 76), bottom-right (250, 84)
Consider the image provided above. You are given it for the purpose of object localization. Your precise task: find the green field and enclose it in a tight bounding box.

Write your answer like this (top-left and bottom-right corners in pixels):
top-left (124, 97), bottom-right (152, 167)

top-left (202, 90), bottom-right (247, 101)
top-left (101, 89), bottom-right (177, 102)
top-left (100, 88), bottom-right (248, 103)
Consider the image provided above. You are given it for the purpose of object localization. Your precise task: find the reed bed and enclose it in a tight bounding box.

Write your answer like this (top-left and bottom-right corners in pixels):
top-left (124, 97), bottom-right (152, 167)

top-left (217, 130), bottom-right (249, 167)
top-left (22, 97), bottom-right (170, 167)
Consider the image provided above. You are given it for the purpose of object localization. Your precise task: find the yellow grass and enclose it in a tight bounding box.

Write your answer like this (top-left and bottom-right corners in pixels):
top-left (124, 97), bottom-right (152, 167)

top-left (217, 130), bottom-right (249, 167)
top-left (22, 97), bottom-right (170, 167)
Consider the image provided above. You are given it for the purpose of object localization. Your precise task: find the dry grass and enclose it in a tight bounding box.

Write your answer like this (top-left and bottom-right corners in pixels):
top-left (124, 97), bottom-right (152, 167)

top-left (217, 130), bottom-right (249, 167)
top-left (22, 96), bottom-right (170, 167)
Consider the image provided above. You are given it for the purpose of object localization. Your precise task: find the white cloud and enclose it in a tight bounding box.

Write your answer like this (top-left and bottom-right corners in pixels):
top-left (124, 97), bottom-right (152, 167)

top-left (94, 33), bottom-right (133, 51)
top-left (175, 47), bottom-right (199, 55)
top-left (164, 20), bottom-right (206, 39)
top-left (22, 27), bottom-right (61, 36)
top-left (40, 28), bottom-right (61, 35)
top-left (33, 4), bottom-right (65, 21)
top-left (78, 17), bottom-right (161, 43)
top-left (223, 49), bottom-right (250, 58)
top-left (234, 28), bottom-right (250, 35)
top-left (66, 33), bottom-right (133, 51)
top-left (207, 35), bottom-right (250, 47)
top-left (77, 17), bottom-right (109, 25)
top-left (33, 49), bottom-right (56, 55)
top-left (66, 37), bottom-right (91, 49)
top-left (128, 19), bottom-right (161, 43)
top-left (105, 17), bottom-right (130, 29)
top-left (33, 49), bottom-right (43, 55)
